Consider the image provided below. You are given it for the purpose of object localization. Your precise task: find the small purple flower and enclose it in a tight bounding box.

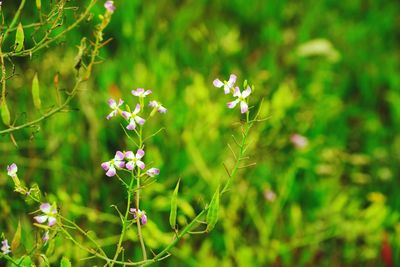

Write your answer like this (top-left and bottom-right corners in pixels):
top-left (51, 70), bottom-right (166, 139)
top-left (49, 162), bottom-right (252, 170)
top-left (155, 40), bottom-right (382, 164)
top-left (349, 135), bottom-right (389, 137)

top-left (104, 0), bottom-right (116, 13)
top-left (227, 86), bottom-right (251, 113)
top-left (121, 104), bottom-right (146, 130)
top-left (132, 88), bottom-right (152, 98)
top-left (146, 167), bottom-right (160, 177)
top-left (213, 74), bottom-right (237, 94)
top-left (290, 134), bottom-right (308, 149)
top-left (7, 163), bottom-right (18, 177)
top-left (125, 149), bottom-right (145, 170)
top-left (106, 98), bottom-right (124, 120)
top-left (34, 203), bottom-right (57, 227)
top-left (101, 151), bottom-right (125, 177)
top-left (1, 239), bottom-right (11, 255)
top-left (129, 208), bottom-right (147, 225)
top-left (42, 231), bottom-right (49, 243)
top-left (149, 100), bottom-right (167, 113)
top-left (264, 190), bottom-right (276, 202)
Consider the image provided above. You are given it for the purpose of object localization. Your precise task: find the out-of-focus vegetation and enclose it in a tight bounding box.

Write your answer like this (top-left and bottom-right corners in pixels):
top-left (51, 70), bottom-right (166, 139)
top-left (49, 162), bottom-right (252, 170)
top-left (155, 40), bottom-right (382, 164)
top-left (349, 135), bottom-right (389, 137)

top-left (1, 0), bottom-right (399, 266)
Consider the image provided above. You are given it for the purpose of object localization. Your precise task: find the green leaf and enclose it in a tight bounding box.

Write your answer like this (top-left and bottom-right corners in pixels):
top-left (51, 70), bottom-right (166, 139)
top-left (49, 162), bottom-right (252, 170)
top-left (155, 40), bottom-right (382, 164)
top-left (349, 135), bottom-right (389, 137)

top-left (206, 185), bottom-right (220, 232)
top-left (32, 73), bottom-right (41, 109)
top-left (15, 23), bottom-right (24, 52)
top-left (1, 100), bottom-right (11, 126)
top-left (169, 179), bottom-right (180, 229)
top-left (11, 220), bottom-right (22, 251)
top-left (36, 0), bottom-right (42, 10)
top-left (60, 257), bottom-right (72, 267)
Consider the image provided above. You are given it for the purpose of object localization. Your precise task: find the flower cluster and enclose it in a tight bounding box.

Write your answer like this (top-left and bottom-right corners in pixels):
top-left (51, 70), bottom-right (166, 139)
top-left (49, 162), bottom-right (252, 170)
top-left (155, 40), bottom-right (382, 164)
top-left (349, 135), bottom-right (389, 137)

top-left (213, 74), bottom-right (252, 113)
top-left (101, 149), bottom-right (160, 178)
top-left (1, 239), bottom-right (10, 255)
top-left (106, 88), bottom-right (166, 130)
top-left (104, 0), bottom-right (116, 13)
top-left (130, 208), bottom-right (147, 225)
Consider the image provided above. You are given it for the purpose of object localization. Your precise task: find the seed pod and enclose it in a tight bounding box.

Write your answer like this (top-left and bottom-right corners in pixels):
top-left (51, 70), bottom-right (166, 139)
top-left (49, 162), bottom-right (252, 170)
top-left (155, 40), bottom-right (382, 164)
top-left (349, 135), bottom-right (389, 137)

top-left (206, 185), bottom-right (220, 232)
top-left (169, 179), bottom-right (180, 229)
top-left (15, 23), bottom-right (24, 52)
top-left (36, 0), bottom-right (41, 10)
top-left (1, 100), bottom-right (11, 126)
top-left (11, 220), bottom-right (22, 251)
top-left (32, 73), bottom-right (41, 109)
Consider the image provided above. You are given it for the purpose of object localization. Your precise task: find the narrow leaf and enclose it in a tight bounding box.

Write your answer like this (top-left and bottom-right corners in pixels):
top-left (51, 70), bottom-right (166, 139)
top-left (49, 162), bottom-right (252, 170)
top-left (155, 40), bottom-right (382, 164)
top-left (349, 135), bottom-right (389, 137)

top-left (32, 73), bottom-right (41, 109)
top-left (11, 220), bottom-right (22, 251)
top-left (15, 23), bottom-right (24, 52)
top-left (206, 185), bottom-right (220, 232)
top-left (169, 179), bottom-right (180, 229)
top-left (60, 257), bottom-right (72, 267)
top-left (1, 100), bottom-right (10, 126)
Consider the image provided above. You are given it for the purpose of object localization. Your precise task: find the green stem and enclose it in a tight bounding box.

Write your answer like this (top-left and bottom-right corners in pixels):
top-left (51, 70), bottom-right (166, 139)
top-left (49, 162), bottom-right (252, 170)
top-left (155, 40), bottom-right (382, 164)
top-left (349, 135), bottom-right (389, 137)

top-left (0, 78), bottom-right (83, 135)
top-left (5, 0), bottom-right (97, 57)
top-left (111, 176), bottom-right (135, 266)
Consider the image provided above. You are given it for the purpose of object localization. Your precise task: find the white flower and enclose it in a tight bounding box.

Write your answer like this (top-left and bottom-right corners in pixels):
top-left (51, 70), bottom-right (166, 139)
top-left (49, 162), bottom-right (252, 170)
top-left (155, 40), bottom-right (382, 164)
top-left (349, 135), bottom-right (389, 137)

top-left (227, 86), bottom-right (251, 113)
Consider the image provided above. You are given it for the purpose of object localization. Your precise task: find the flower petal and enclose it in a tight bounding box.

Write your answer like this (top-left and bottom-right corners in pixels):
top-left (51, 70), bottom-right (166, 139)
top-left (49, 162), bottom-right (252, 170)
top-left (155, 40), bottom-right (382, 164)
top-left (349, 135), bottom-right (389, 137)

top-left (136, 149), bottom-right (145, 159)
top-left (136, 160), bottom-right (145, 170)
top-left (125, 151), bottom-right (134, 159)
top-left (121, 111), bottom-right (131, 120)
top-left (101, 161), bottom-right (111, 171)
top-left (233, 87), bottom-right (241, 97)
top-left (48, 216), bottom-right (57, 227)
top-left (227, 74), bottom-right (237, 88)
top-left (149, 100), bottom-right (158, 108)
top-left (227, 99), bottom-right (240, 109)
top-left (117, 99), bottom-right (124, 107)
top-left (108, 98), bottom-right (116, 108)
top-left (40, 203), bottom-right (52, 213)
top-left (34, 215), bottom-right (48, 224)
top-left (146, 167), bottom-right (160, 177)
top-left (7, 163), bottom-right (17, 177)
top-left (213, 79), bottom-right (224, 88)
top-left (144, 90), bottom-right (152, 96)
top-left (106, 110), bottom-right (117, 120)
top-left (240, 101), bottom-right (248, 113)
top-left (141, 214), bottom-right (147, 225)
top-left (106, 166), bottom-right (116, 177)
top-left (133, 104), bottom-right (141, 114)
top-left (126, 119), bottom-right (136, 130)
top-left (114, 160), bottom-right (125, 169)
top-left (134, 115), bottom-right (145, 125)
top-left (158, 106), bottom-right (167, 113)
top-left (126, 161), bottom-right (135, 170)
top-left (242, 86), bottom-right (251, 98)
top-left (115, 151), bottom-right (125, 161)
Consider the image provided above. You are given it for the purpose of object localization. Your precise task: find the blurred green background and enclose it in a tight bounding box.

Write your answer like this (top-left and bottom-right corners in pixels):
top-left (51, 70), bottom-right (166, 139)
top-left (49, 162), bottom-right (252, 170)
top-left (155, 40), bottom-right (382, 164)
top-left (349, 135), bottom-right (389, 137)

top-left (1, 0), bottom-right (400, 266)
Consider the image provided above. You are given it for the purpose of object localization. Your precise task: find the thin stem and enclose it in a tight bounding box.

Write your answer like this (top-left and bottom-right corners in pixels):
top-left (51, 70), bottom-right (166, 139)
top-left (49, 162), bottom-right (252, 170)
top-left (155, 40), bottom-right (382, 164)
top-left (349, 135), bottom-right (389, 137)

top-left (111, 176), bottom-right (135, 266)
top-left (5, 0), bottom-right (97, 57)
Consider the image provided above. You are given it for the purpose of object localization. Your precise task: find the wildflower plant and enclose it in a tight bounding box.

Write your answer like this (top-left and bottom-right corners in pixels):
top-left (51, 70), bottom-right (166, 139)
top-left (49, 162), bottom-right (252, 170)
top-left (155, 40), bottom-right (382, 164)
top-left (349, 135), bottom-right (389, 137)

top-left (1, 2), bottom-right (265, 266)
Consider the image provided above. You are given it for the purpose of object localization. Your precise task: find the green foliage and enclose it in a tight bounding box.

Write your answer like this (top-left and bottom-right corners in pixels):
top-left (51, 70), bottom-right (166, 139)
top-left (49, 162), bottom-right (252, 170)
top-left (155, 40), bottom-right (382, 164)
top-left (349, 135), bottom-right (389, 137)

top-left (1, 0), bottom-right (399, 266)
top-left (169, 179), bottom-right (180, 230)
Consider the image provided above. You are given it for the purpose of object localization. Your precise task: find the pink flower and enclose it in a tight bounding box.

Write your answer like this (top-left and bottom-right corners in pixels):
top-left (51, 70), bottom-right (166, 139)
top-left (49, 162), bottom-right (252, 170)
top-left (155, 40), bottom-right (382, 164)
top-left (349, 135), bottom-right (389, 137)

top-left (149, 100), bottom-right (167, 113)
top-left (121, 104), bottom-right (146, 130)
top-left (101, 151), bottom-right (125, 177)
top-left (130, 208), bottom-right (147, 225)
top-left (227, 86), bottom-right (251, 113)
top-left (125, 149), bottom-right (145, 170)
top-left (146, 167), bottom-right (160, 177)
top-left (290, 134), bottom-right (308, 149)
top-left (264, 190), bottom-right (276, 202)
top-left (1, 239), bottom-right (11, 255)
top-left (213, 74), bottom-right (236, 94)
top-left (106, 98), bottom-right (123, 120)
top-left (132, 88), bottom-right (152, 98)
top-left (6, 163), bottom-right (17, 177)
top-left (34, 203), bottom-right (57, 227)
top-left (104, 1), bottom-right (116, 13)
